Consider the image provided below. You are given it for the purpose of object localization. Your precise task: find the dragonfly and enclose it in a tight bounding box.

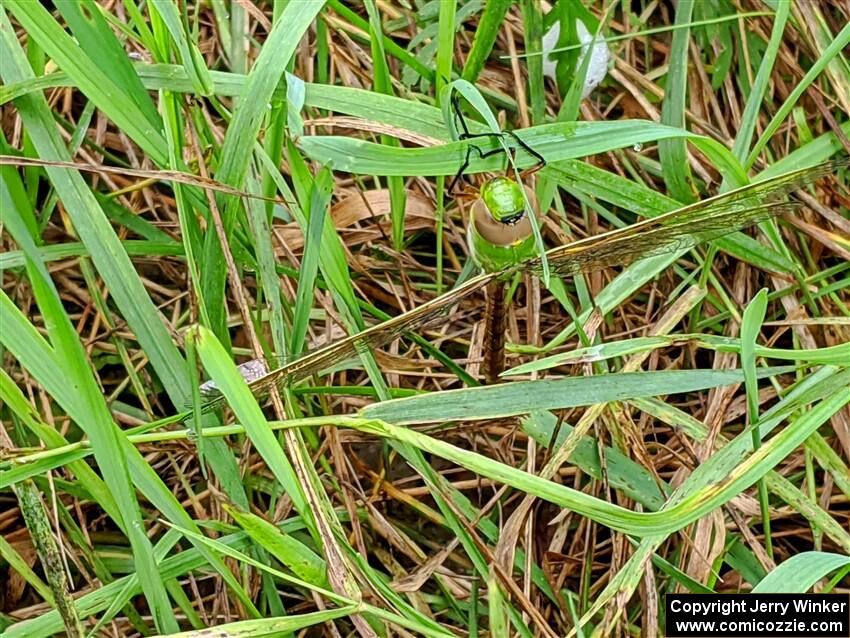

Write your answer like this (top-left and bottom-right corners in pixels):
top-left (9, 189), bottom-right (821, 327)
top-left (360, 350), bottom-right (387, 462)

top-left (444, 91), bottom-right (550, 383)
top-left (199, 157), bottom-right (846, 411)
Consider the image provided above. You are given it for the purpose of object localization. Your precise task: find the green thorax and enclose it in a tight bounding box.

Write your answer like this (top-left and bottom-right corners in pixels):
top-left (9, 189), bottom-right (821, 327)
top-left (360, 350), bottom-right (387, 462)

top-left (480, 176), bottom-right (526, 223)
top-left (468, 177), bottom-right (537, 274)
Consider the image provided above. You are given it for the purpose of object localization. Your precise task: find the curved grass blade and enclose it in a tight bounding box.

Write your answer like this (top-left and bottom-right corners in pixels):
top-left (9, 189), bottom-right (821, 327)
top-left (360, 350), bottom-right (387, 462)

top-left (752, 551), bottom-right (850, 593)
top-left (296, 120), bottom-right (722, 176)
top-left (200, 160), bottom-right (845, 410)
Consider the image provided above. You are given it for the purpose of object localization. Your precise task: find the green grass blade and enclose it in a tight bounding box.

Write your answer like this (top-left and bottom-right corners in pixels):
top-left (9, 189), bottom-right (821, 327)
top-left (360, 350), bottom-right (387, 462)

top-left (149, 608), bottom-right (361, 638)
top-left (746, 19), bottom-right (850, 168)
top-left (0, 23), bottom-right (191, 405)
top-left (290, 167), bottom-right (332, 358)
top-left (435, 0), bottom-right (457, 98)
top-left (520, 0), bottom-right (544, 124)
top-left (0, 234), bottom-right (177, 633)
top-left (362, 367), bottom-right (793, 425)
top-left (0, 523), bottom-right (54, 607)
top-left (764, 472), bottom-right (850, 553)
top-left (753, 552), bottom-right (850, 593)
top-left (225, 505), bottom-right (330, 588)
top-left (506, 334), bottom-right (850, 374)
top-left (365, 0), bottom-right (406, 251)
top-left (730, 2), bottom-right (790, 162)
top-left (4, 0), bottom-right (168, 164)
top-left (658, 0), bottom-right (695, 203)
top-left (2, 164), bottom-right (258, 625)
top-left (523, 410), bottom-right (667, 508)
top-left (215, 0), bottom-right (321, 184)
top-left (741, 288), bottom-right (773, 559)
top-left (57, 0), bottom-right (163, 128)
top-left (325, 0), bottom-right (435, 83)
top-left (149, 0), bottom-right (214, 95)
top-left (352, 384), bottom-right (850, 537)
top-left (193, 326), bottom-right (311, 517)
top-left (461, 0), bottom-right (512, 82)
top-left (297, 119), bottom-right (742, 180)
top-left (202, 0), bottom-right (321, 340)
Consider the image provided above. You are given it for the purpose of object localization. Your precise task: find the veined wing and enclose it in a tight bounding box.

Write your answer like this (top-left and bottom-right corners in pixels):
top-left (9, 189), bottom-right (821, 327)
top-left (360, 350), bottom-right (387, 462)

top-left (200, 272), bottom-right (496, 410)
top-left (538, 202), bottom-right (798, 278)
top-left (201, 159), bottom-right (845, 409)
top-left (532, 159), bottom-right (846, 277)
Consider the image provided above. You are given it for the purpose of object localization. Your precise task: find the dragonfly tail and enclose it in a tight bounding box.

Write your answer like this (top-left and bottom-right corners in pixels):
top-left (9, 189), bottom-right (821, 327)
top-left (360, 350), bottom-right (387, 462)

top-left (483, 280), bottom-right (507, 385)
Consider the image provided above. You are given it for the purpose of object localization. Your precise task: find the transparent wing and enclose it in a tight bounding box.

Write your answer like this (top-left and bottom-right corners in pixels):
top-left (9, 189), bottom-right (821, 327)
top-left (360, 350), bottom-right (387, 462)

top-left (200, 273), bottom-right (495, 410)
top-left (539, 202), bottom-right (798, 278)
top-left (534, 159), bottom-right (846, 277)
top-left (201, 159), bottom-right (845, 409)
top-left (199, 358), bottom-right (271, 395)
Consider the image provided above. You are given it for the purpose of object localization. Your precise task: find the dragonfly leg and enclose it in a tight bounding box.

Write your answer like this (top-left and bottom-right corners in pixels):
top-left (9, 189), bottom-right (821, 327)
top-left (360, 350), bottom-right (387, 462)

top-left (451, 90), bottom-right (545, 169)
top-left (451, 97), bottom-right (513, 148)
top-left (451, 91), bottom-right (474, 139)
top-left (449, 143), bottom-right (511, 194)
top-left (459, 130), bottom-right (545, 175)
top-left (472, 138), bottom-right (540, 186)
top-left (449, 144), bottom-right (476, 194)
top-left (505, 130), bottom-right (546, 175)
top-left (449, 93), bottom-right (546, 188)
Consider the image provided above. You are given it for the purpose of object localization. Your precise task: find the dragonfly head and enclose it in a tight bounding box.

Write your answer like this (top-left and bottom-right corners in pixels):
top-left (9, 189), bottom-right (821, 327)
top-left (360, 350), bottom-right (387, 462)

top-left (481, 176), bottom-right (526, 225)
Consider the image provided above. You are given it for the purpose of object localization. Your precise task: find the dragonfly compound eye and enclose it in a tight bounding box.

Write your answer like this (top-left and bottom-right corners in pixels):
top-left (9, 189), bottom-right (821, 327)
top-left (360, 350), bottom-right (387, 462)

top-left (481, 176), bottom-right (526, 224)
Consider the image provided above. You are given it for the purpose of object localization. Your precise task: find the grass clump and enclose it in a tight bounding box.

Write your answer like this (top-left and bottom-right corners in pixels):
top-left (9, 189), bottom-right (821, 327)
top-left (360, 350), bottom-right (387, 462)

top-left (1, 2), bottom-right (848, 636)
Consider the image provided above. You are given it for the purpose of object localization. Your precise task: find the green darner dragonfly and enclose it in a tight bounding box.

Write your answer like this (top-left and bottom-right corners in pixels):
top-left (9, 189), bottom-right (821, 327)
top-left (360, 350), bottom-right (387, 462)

top-left (199, 157), bottom-right (847, 410)
top-left (447, 91), bottom-right (547, 384)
